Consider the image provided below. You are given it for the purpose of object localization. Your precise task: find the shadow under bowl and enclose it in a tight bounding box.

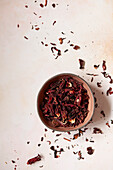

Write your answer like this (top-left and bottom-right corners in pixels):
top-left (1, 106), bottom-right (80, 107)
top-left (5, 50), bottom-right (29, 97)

top-left (37, 73), bottom-right (95, 132)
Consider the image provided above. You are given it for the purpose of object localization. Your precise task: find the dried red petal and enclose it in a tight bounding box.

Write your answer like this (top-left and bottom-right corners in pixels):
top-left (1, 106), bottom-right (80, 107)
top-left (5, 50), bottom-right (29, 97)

top-left (97, 82), bottom-right (102, 88)
top-left (47, 140), bottom-right (51, 145)
top-left (63, 137), bottom-right (71, 142)
top-left (78, 151), bottom-right (84, 160)
top-left (106, 87), bottom-right (113, 96)
top-left (64, 49), bottom-right (68, 53)
top-left (45, 0), bottom-right (48, 6)
top-left (40, 3), bottom-right (44, 8)
top-left (102, 60), bottom-right (106, 70)
top-left (25, 5), bottom-right (28, 8)
top-left (24, 36), bottom-right (28, 40)
top-left (35, 27), bottom-right (40, 31)
top-left (94, 64), bottom-right (100, 69)
top-left (73, 45), bottom-right (80, 50)
top-left (33, 12), bottom-right (37, 15)
top-left (52, 3), bottom-right (56, 8)
top-left (41, 137), bottom-right (44, 141)
top-left (51, 47), bottom-right (61, 59)
top-left (27, 154), bottom-right (41, 165)
top-left (50, 43), bottom-right (56, 46)
top-left (111, 120), bottom-right (113, 124)
top-left (100, 110), bottom-right (105, 117)
top-left (106, 122), bottom-right (110, 128)
top-left (93, 127), bottom-right (103, 134)
top-left (56, 133), bottom-right (62, 137)
top-left (53, 21), bottom-right (56, 26)
top-left (59, 38), bottom-right (65, 44)
top-left (79, 59), bottom-right (85, 69)
top-left (86, 73), bottom-right (98, 76)
top-left (73, 133), bottom-right (79, 139)
top-left (87, 147), bottom-right (94, 155)
top-left (91, 77), bottom-right (93, 82)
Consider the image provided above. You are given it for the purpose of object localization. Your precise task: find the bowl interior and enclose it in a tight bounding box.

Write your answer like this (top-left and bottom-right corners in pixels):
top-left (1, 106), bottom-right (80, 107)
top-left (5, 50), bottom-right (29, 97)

top-left (37, 73), bottom-right (94, 132)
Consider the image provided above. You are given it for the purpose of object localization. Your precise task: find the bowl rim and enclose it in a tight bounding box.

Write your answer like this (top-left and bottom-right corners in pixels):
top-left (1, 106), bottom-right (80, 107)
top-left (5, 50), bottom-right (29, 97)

top-left (37, 73), bottom-right (95, 132)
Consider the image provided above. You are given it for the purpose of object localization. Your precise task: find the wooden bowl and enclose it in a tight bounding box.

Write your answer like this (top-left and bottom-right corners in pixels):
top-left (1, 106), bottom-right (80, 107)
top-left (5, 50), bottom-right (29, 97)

top-left (37, 73), bottom-right (95, 132)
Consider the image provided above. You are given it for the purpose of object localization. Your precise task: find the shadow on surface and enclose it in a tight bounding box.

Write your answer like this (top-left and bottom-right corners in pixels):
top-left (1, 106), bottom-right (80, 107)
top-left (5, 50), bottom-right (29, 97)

top-left (90, 84), bottom-right (111, 126)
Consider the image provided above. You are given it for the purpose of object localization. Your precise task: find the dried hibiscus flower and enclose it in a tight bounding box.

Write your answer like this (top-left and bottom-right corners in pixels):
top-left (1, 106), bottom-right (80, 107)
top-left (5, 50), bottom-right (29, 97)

top-left (106, 87), bottom-right (113, 96)
top-left (101, 72), bottom-right (113, 84)
top-left (73, 45), bottom-right (80, 50)
top-left (102, 60), bottom-right (106, 71)
top-left (94, 65), bottom-right (100, 69)
top-left (40, 76), bottom-right (89, 128)
top-left (97, 82), bottom-right (102, 88)
top-left (59, 38), bottom-right (65, 44)
top-left (27, 154), bottom-right (41, 165)
top-left (87, 147), bottom-right (94, 155)
top-left (100, 110), bottom-right (105, 117)
top-left (79, 59), bottom-right (85, 69)
top-left (78, 151), bottom-right (84, 160)
top-left (93, 127), bottom-right (103, 134)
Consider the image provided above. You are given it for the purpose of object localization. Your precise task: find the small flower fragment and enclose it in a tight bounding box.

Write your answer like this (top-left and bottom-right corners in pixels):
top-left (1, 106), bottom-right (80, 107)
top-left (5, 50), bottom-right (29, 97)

top-left (12, 160), bottom-right (16, 163)
top-left (17, 24), bottom-right (19, 28)
top-left (73, 151), bottom-right (77, 154)
top-left (101, 72), bottom-right (113, 84)
top-left (61, 32), bottom-right (65, 35)
top-left (102, 60), bottom-right (106, 71)
top-left (24, 36), bottom-right (28, 40)
top-left (33, 12), bottom-right (37, 15)
top-left (86, 73), bottom-right (98, 76)
top-left (100, 110), bottom-right (105, 117)
top-left (106, 87), bottom-right (113, 96)
top-left (41, 137), bottom-right (44, 141)
top-left (27, 154), bottom-right (41, 165)
top-left (59, 38), bottom-right (65, 44)
top-left (47, 140), bottom-right (51, 145)
top-left (63, 138), bottom-right (71, 142)
top-left (91, 77), bottom-right (93, 82)
top-left (52, 3), bottom-right (56, 8)
top-left (35, 27), bottom-right (40, 31)
top-left (78, 151), bottom-right (84, 160)
top-left (73, 133), bottom-right (79, 139)
top-left (45, 128), bottom-right (48, 132)
top-left (94, 64), bottom-right (100, 69)
top-left (87, 147), bottom-right (94, 155)
top-left (73, 45), bottom-right (80, 50)
top-left (50, 43), bottom-right (56, 46)
top-left (45, 0), bottom-right (48, 6)
top-left (56, 133), bottom-right (62, 137)
top-left (97, 82), bottom-right (102, 88)
top-left (86, 138), bottom-right (88, 142)
top-left (70, 44), bottom-right (74, 46)
top-left (93, 127), bottom-right (103, 134)
top-left (79, 59), bottom-right (85, 69)
top-left (40, 3), bottom-right (44, 8)
top-left (64, 49), bottom-right (68, 53)
top-left (70, 31), bottom-right (74, 34)
top-left (51, 47), bottom-right (61, 59)
top-left (106, 122), bottom-right (110, 128)
top-left (39, 165), bottom-right (44, 168)
top-left (25, 5), bottom-right (28, 8)
top-left (53, 21), bottom-right (56, 26)
top-left (50, 146), bottom-right (64, 158)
